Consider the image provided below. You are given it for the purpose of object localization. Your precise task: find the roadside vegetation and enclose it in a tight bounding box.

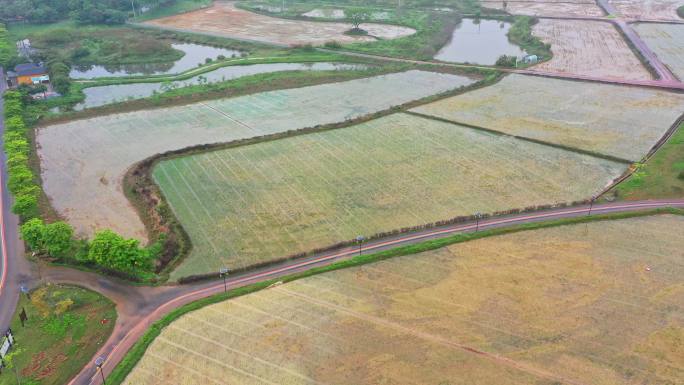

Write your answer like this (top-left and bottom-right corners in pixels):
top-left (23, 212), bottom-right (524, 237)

top-left (106, 207), bottom-right (684, 385)
top-left (613, 121), bottom-right (684, 200)
top-left (0, 285), bottom-right (116, 385)
top-left (0, 24), bottom-right (12, 67)
top-left (132, 0), bottom-right (212, 21)
top-left (678, 5), bottom-right (684, 19)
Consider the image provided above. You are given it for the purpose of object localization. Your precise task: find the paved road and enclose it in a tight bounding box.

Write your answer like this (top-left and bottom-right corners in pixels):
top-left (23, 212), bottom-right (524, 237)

top-left (0, 68), bottom-right (32, 333)
top-left (62, 199), bottom-right (684, 385)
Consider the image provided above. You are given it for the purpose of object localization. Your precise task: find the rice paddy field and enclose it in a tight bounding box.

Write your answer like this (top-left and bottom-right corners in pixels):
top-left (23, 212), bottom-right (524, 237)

top-left (411, 74), bottom-right (684, 162)
top-left (609, 0), bottom-right (684, 20)
top-left (480, 0), bottom-right (605, 17)
top-left (143, 1), bottom-right (415, 46)
top-left (634, 23), bottom-right (684, 81)
top-left (37, 70), bottom-right (474, 241)
top-left (155, 112), bottom-right (625, 279)
top-left (123, 214), bottom-right (684, 385)
top-left (532, 19), bottom-right (652, 81)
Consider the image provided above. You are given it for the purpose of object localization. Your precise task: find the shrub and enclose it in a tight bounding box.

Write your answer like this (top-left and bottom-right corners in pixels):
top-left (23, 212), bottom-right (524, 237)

top-left (678, 171), bottom-right (684, 180)
top-left (324, 41), bottom-right (342, 49)
top-left (87, 230), bottom-right (154, 274)
top-left (495, 54), bottom-right (517, 67)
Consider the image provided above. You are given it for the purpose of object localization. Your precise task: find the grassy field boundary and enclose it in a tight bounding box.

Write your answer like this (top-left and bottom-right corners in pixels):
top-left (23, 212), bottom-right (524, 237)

top-left (122, 69), bottom-right (500, 280)
top-left (104, 206), bottom-right (684, 385)
top-left (406, 110), bottom-right (634, 164)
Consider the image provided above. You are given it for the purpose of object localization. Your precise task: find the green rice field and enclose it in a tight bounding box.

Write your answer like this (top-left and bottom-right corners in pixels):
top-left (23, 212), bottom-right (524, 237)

top-left (154, 113), bottom-right (626, 279)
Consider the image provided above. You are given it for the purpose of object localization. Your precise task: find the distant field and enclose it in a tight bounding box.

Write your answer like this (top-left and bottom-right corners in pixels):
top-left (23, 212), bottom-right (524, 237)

top-left (480, 0), bottom-right (604, 17)
top-left (609, 0), bottom-right (683, 20)
top-left (154, 113), bottom-right (625, 278)
top-left (143, 1), bottom-right (415, 46)
top-left (411, 74), bottom-right (684, 162)
top-left (37, 70), bottom-right (474, 241)
top-left (634, 23), bottom-right (684, 80)
top-left (123, 214), bottom-right (684, 385)
top-left (533, 19), bottom-right (651, 81)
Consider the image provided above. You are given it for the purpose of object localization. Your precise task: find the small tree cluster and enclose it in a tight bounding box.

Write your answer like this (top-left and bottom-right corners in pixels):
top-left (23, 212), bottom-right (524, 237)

top-left (495, 55), bottom-right (517, 67)
top-left (20, 218), bottom-right (74, 258)
top-left (345, 8), bottom-right (371, 31)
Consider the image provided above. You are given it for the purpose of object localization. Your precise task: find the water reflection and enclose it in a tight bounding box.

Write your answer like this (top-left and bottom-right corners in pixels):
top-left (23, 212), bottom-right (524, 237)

top-left (434, 18), bottom-right (525, 65)
top-left (75, 62), bottom-right (366, 110)
top-left (70, 43), bottom-right (242, 79)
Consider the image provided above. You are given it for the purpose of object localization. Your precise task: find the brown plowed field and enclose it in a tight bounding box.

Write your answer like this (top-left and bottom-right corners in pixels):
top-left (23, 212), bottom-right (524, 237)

top-left (143, 1), bottom-right (415, 46)
top-left (533, 19), bottom-right (652, 81)
top-left (609, 0), bottom-right (683, 20)
top-left (123, 215), bottom-right (684, 385)
top-left (481, 0), bottom-right (605, 17)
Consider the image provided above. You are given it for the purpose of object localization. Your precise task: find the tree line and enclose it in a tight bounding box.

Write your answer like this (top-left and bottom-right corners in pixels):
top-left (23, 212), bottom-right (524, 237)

top-left (0, 0), bottom-right (181, 25)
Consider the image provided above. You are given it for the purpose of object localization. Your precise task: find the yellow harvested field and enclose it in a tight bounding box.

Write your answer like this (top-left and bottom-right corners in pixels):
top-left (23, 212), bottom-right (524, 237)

top-left (123, 215), bottom-right (684, 385)
top-left (481, 0), bottom-right (605, 17)
top-left (609, 0), bottom-right (683, 20)
top-left (533, 19), bottom-right (652, 81)
top-left (411, 74), bottom-right (684, 162)
top-left (143, 1), bottom-right (415, 46)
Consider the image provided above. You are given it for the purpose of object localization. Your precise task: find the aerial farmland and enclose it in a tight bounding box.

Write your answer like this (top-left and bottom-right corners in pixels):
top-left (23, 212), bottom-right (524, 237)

top-left (122, 215), bottom-right (684, 385)
top-left (1, 0), bottom-right (684, 384)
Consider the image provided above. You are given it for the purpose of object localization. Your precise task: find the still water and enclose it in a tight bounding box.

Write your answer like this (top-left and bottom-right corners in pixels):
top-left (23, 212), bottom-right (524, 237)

top-left (70, 43), bottom-right (242, 79)
top-left (434, 18), bottom-right (525, 65)
top-left (75, 62), bottom-right (366, 110)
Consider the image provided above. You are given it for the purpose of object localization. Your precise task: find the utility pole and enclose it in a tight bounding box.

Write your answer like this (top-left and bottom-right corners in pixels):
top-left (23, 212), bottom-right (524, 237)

top-left (356, 235), bottom-right (366, 256)
top-left (219, 268), bottom-right (229, 293)
top-left (475, 212), bottom-right (482, 232)
top-left (588, 196), bottom-right (596, 216)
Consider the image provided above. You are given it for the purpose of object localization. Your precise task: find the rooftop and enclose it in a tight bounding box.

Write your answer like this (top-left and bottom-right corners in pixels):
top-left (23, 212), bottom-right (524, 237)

top-left (14, 63), bottom-right (47, 77)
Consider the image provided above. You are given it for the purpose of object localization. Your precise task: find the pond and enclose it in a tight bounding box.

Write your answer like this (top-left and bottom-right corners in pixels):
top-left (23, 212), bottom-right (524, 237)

top-left (75, 62), bottom-right (366, 110)
top-left (69, 43), bottom-right (242, 79)
top-left (434, 18), bottom-right (525, 65)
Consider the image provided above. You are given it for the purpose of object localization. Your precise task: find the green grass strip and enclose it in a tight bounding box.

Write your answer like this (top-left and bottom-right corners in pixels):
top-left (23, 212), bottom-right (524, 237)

top-left (105, 206), bottom-right (683, 384)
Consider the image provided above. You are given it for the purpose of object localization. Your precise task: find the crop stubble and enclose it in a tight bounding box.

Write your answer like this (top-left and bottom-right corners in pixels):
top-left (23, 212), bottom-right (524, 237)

top-left (37, 71), bottom-right (474, 241)
top-left (634, 23), bottom-right (684, 81)
top-left (154, 113), bottom-right (625, 278)
top-left (411, 74), bottom-right (684, 162)
top-left (609, 0), bottom-right (683, 20)
top-left (480, 0), bottom-right (605, 17)
top-left (123, 215), bottom-right (684, 385)
top-left (532, 19), bottom-right (652, 81)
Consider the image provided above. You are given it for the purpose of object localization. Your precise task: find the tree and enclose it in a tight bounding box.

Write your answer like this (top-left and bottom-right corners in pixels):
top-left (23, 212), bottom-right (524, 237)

top-left (345, 8), bottom-right (371, 30)
top-left (43, 222), bottom-right (74, 257)
top-left (88, 230), bottom-right (153, 273)
top-left (20, 218), bottom-right (46, 252)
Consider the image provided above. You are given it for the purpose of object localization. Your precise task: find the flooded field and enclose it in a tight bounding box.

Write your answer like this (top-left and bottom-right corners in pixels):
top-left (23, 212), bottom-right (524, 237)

top-left (154, 112), bottom-right (624, 278)
top-left (533, 19), bottom-right (651, 80)
top-left (412, 74), bottom-right (684, 162)
top-left (123, 214), bottom-right (684, 385)
top-left (481, 0), bottom-right (604, 17)
top-left (76, 62), bottom-right (365, 109)
top-left (37, 71), bottom-right (474, 241)
top-left (144, 1), bottom-right (415, 46)
top-left (609, 0), bottom-right (683, 20)
top-left (634, 23), bottom-right (684, 80)
top-left (434, 18), bottom-right (525, 65)
top-left (301, 9), bottom-right (390, 20)
top-left (69, 43), bottom-right (241, 79)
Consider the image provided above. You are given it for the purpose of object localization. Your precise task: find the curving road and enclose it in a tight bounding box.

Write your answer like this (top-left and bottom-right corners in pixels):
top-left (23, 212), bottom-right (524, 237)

top-left (63, 199), bottom-right (684, 385)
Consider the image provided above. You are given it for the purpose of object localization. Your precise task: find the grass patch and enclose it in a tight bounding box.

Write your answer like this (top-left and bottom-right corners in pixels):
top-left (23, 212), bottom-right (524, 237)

top-left (613, 121), bottom-right (684, 200)
top-left (506, 15), bottom-right (551, 62)
top-left (0, 285), bottom-right (116, 385)
top-left (105, 206), bottom-right (683, 385)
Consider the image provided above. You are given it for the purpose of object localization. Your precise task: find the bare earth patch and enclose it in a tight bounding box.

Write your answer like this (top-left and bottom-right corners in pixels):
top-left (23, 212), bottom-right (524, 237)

top-left (533, 19), bottom-right (652, 81)
top-left (123, 215), bottom-right (684, 385)
top-left (411, 74), bottom-right (684, 162)
top-left (143, 1), bottom-right (415, 46)
top-left (36, 71), bottom-right (474, 242)
top-left (481, 0), bottom-right (605, 17)
top-left (634, 23), bottom-right (684, 81)
top-left (609, 0), bottom-right (683, 20)
top-left (153, 113), bottom-right (624, 278)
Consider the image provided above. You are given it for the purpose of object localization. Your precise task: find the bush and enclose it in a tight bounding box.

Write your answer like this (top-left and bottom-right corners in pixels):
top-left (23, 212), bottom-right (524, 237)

top-left (87, 230), bottom-right (153, 274)
top-left (678, 171), bottom-right (684, 181)
top-left (495, 54), bottom-right (517, 67)
top-left (19, 218), bottom-right (74, 258)
top-left (324, 41), bottom-right (342, 49)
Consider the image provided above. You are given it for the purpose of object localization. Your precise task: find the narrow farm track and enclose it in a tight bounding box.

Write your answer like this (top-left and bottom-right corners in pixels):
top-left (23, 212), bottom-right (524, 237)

top-left (50, 199), bottom-right (684, 385)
